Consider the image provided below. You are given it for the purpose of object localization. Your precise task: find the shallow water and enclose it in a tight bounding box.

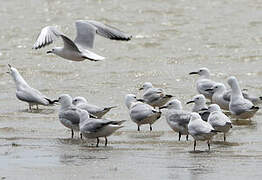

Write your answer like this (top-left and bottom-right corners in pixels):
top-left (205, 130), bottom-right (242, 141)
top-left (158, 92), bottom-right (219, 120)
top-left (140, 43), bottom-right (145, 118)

top-left (0, 0), bottom-right (262, 179)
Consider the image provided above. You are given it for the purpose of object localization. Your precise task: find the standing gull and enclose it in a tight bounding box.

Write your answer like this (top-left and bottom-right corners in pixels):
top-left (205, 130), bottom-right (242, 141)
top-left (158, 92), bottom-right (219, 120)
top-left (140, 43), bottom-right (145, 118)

top-left (79, 109), bottom-right (125, 147)
top-left (207, 104), bottom-right (232, 141)
top-left (139, 82), bottom-right (173, 107)
top-left (186, 94), bottom-right (209, 121)
top-left (160, 99), bottom-right (191, 141)
top-left (7, 64), bottom-right (56, 110)
top-left (189, 67), bottom-right (216, 100)
top-left (227, 76), bottom-right (259, 120)
top-left (207, 83), bottom-right (230, 110)
top-left (33, 20), bottom-right (132, 61)
top-left (56, 94), bottom-right (82, 138)
top-left (125, 94), bottom-right (161, 131)
top-left (188, 112), bottom-right (217, 151)
top-left (72, 96), bottom-right (117, 118)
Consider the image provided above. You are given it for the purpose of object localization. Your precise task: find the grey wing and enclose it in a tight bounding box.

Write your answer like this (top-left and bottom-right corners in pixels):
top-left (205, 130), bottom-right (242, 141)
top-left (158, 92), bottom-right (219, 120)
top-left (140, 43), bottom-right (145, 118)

top-left (168, 111), bottom-right (191, 125)
top-left (74, 20), bottom-right (97, 49)
top-left (59, 107), bottom-right (80, 124)
top-left (143, 88), bottom-right (163, 102)
top-left (86, 20), bottom-right (132, 41)
top-left (60, 34), bottom-right (81, 53)
top-left (231, 99), bottom-right (254, 115)
top-left (82, 119), bottom-right (112, 133)
top-left (223, 90), bottom-right (231, 101)
top-left (130, 104), bottom-right (154, 121)
top-left (16, 87), bottom-right (48, 105)
top-left (198, 80), bottom-right (216, 92)
top-left (33, 26), bottom-right (62, 49)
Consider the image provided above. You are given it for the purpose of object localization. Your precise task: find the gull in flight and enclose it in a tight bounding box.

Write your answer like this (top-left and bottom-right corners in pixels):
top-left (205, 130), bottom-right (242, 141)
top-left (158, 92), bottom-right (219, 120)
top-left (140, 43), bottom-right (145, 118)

top-left (188, 112), bottom-right (217, 151)
top-left (79, 109), bottom-right (125, 147)
top-left (72, 96), bottom-right (117, 118)
top-left (207, 104), bottom-right (232, 141)
top-left (125, 94), bottom-right (161, 131)
top-left (7, 64), bottom-right (56, 110)
top-left (139, 82), bottom-right (173, 107)
top-left (189, 67), bottom-right (217, 100)
top-left (227, 76), bottom-right (259, 120)
top-left (33, 20), bottom-right (132, 61)
top-left (160, 99), bottom-right (191, 141)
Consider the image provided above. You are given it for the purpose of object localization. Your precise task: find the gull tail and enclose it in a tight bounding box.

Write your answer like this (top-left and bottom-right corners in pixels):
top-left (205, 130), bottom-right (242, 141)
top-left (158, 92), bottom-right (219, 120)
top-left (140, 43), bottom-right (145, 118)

top-left (226, 122), bottom-right (233, 128)
top-left (250, 106), bottom-right (259, 111)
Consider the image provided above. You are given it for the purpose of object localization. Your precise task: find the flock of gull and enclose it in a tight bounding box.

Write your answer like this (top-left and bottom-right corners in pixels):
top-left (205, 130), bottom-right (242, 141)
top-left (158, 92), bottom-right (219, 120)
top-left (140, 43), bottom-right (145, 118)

top-left (6, 20), bottom-right (261, 151)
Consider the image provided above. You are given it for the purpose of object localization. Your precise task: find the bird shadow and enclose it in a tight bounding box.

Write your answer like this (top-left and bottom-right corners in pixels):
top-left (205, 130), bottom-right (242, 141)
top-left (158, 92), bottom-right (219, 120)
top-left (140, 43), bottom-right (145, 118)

top-left (231, 119), bottom-right (254, 126)
top-left (188, 150), bottom-right (212, 154)
top-left (19, 108), bottom-right (56, 115)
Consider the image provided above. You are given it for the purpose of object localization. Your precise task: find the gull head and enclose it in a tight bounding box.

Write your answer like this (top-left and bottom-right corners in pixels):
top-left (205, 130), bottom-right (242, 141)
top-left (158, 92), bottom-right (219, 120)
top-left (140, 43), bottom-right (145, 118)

top-left (57, 94), bottom-right (72, 108)
top-left (208, 104), bottom-right (221, 113)
top-left (7, 64), bottom-right (19, 77)
top-left (139, 82), bottom-right (153, 91)
top-left (187, 94), bottom-right (206, 105)
top-left (72, 96), bottom-right (87, 106)
top-left (190, 112), bottom-right (202, 121)
top-left (207, 83), bottom-right (226, 93)
top-left (160, 99), bottom-right (182, 110)
top-left (189, 67), bottom-right (210, 77)
top-left (125, 94), bottom-right (139, 109)
top-left (79, 109), bottom-right (90, 123)
top-left (47, 47), bottom-right (61, 54)
top-left (227, 76), bottom-right (238, 88)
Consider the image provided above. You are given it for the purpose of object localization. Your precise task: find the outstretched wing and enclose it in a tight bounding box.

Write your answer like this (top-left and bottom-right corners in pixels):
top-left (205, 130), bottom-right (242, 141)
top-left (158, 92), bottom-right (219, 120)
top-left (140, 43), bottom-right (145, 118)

top-left (74, 20), bottom-right (132, 49)
top-left (33, 26), bottom-right (62, 49)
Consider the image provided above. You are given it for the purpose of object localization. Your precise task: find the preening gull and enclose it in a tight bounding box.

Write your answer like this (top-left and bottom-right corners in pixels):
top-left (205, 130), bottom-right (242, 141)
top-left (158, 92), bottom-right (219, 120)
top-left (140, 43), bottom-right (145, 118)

top-left (72, 96), bottom-right (117, 118)
top-left (160, 99), bottom-right (191, 141)
top-left (189, 67), bottom-right (216, 100)
top-left (125, 94), bottom-right (161, 131)
top-left (227, 76), bottom-right (259, 120)
top-left (7, 64), bottom-right (56, 110)
top-left (139, 82), bottom-right (173, 107)
top-left (33, 20), bottom-right (132, 61)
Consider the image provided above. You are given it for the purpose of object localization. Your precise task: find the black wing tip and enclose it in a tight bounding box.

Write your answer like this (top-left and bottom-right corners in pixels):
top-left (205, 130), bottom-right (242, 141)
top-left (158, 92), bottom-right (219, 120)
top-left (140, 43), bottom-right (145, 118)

top-left (251, 106), bottom-right (259, 110)
top-left (165, 94), bottom-right (173, 98)
top-left (259, 96), bottom-right (262, 100)
top-left (45, 98), bottom-right (57, 104)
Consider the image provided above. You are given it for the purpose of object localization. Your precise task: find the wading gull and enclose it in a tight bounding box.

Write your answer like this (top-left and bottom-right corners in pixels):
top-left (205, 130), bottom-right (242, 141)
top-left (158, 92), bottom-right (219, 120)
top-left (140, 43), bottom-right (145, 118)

top-left (139, 82), bottom-right (173, 107)
top-left (160, 99), bottom-right (191, 141)
top-left (188, 112), bottom-right (217, 151)
top-left (189, 67), bottom-right (217, 100)
top-left (207, 104), bottom-right (232, 141)
top-left (186, 94), bottom-right (209, 121)
top-left (72, 96), bottom-right (117, 118)
top-left (125, 94), bottom-right (161, 131)
top-left (33, 20), bottom-right (132, 61)
top-left (7, 64), bottom-right (56, 110)
top-left (79, 109), bottom-right (125, 147)
top-left (227, 76), bottom-right (259, 120)
top-left (56, 94), bottom-right (82, 138)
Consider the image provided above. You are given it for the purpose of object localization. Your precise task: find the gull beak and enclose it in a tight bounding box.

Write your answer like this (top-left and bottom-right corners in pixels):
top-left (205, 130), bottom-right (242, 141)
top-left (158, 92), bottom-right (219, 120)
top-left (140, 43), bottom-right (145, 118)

top-left (186, 100), bottom-right (194, 104)
top-left (205, 88), bottom-right (213, 92)
top-left (6, 64), bottom-right (11, 73)
top-left (189, 72), bottom-right (198, 75)
top-left (46, 50), bottom-right (52, 54)
top-left (159, 105), bottom-right (168, 109)
top-left (52, 99), bottom-right (59, 103)
top-left (137, 98), bottom-right (145, 102)
top-left (139, 87), bottom-right (144, 90)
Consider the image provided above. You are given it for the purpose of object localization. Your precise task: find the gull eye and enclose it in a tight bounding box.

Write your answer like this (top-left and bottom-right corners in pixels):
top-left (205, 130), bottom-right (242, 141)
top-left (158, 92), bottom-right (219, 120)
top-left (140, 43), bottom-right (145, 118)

top-left (199, 70), bottom-right (202, 72)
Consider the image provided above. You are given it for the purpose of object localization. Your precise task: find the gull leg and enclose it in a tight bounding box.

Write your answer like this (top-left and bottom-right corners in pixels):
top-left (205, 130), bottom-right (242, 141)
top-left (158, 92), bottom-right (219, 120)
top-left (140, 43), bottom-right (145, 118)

top-left (150, 124), bottom-right (152, 131)
top-left (186, 134), bottom-right (189, 141)
top-left (96, 138), bottom-right (99, 147)
top-left (71, 129), bottom-right (74, 138)
top-left (224, 133), bottom-right (226, 142)
top-left (137, 125), bottom-right (140, 131)
top-left (194, 140), bottom-right (196, 151)
top-left (80, 133), bottom-right (83, 139)
top-left (105, 137), bottom-right (108, 146)
top-left (178, 132), bottom-right (181, 141)
top-left (29, 104), bottom-right (32, 111)
top-left (207, 140), bottom-right (210, 151)
top-left (36, 105), bottom-right (39, 110)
